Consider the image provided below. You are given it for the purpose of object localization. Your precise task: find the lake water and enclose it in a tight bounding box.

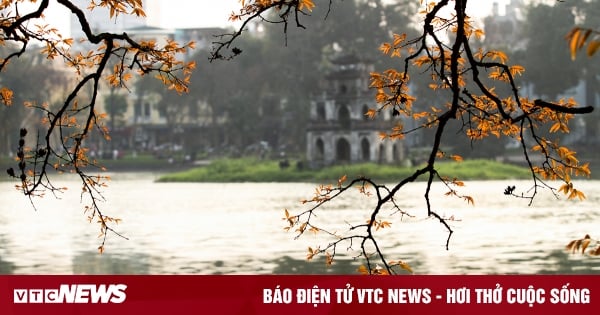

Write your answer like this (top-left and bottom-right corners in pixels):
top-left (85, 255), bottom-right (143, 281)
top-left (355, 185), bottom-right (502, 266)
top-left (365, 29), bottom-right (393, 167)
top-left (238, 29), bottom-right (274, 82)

top-left (0, 173), bottom-right (599, 275)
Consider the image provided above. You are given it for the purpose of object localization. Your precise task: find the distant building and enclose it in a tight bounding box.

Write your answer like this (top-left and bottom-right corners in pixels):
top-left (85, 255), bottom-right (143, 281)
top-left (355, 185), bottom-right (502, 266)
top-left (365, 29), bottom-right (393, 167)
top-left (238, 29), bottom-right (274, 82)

top-left (306, 54), bottom-right (405, 167)
top-left (63, 3), bottom-right (241, 155)
top-left (483, 0), bottom-right (525, 50)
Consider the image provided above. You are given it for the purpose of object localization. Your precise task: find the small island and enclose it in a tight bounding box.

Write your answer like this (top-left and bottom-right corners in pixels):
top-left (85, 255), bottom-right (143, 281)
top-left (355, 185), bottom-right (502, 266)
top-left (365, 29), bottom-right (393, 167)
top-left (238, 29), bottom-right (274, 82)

top-left (156, 158), bottom-right (532, 183)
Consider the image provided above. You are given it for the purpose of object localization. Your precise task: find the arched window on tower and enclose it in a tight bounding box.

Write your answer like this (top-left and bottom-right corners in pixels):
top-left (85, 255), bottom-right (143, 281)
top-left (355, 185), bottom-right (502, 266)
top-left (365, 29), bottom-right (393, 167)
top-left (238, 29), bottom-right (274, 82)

top-left (316, 102), bottom-right (326, 120)
top-left (361, 138), bottom-right (370, 161)
top-left (336, 138), bottom-right (351, 162)
top-left (315, 138), bottom-right (325, 160)
top-left (338, 105), bottom-right (351, 130)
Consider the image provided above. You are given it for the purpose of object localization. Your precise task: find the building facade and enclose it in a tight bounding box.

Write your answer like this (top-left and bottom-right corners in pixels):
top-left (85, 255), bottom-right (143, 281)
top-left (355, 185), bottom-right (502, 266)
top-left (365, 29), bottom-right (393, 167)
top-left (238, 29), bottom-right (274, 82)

top-left (306, 54), bottom-right (404, 167)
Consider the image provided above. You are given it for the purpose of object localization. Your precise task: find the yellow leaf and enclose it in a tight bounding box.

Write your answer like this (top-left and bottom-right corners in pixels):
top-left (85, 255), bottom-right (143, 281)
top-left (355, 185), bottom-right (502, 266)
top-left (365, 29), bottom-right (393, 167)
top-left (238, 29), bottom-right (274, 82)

top-left (296, 222), bottom-right (307, 233)
top-left (132, 6), bottom-right (146, 17)
top-left (573, 189), bottom-right (586, 201)
top-left (298, 0), bottom-right (315, 11)
top-left (380, 42), bottom-right (392, 55)
top-left (569, 28), bottom-right (580, 60)
top-left (379, 221), bottom-right (392, 229)
top-left (0, 87), bottom-right (14, 106)
top-left (453, 179), bottom-right (465, 186)
top-left (450, 154), bottom-right (463, 162)
top-left (474, 28), bottom-right (485, 40)
top-left (558, 182), bottom-right (572, 195)
top-left (566, 239), bottom-right (578, 253)
top-left (549, 122), bottom-right (561, 133)
top-left (578, 29), bottom-right (592, 50)
top-left (488, 50), bottom-right (508, 63)
top-left (357, 265), bottom-right (370, 275)
top-left (306, 246), bottom-right (318, 260)
top-left (509, 65), bottom-right (525, 76)
top-left (397, 261), bottom-right (413, 274)
top-left (587, 40), bottom-right (600, 56)
top-left (338, 174), bottom-right (347, 187)
top-left (464, 195), bottom-right (475, 205)
top-left (392, 33), bottom-right (406, 46)
top-left (581, 238), bottom-right (591, 253)
top-left (325, 252), bottom-right (333, 266)
top-left (365, 108), bottom-right (377, 119)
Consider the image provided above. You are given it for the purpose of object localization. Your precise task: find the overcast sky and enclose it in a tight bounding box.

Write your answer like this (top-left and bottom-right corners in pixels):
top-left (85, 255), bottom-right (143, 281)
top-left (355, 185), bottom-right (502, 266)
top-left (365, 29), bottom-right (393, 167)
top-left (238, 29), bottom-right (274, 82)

top-left (150, 0), bottom-right (239, 28)
top-left (32, 0), bottom-right (511, 36)
top-left (147, 0), bottom-right (509, 28)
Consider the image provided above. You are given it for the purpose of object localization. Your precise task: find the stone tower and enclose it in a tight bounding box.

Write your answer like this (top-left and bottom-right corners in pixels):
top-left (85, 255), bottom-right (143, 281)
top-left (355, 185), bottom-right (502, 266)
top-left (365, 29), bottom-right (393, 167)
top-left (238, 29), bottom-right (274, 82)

top-left (306, 54), bottom-right (404, 168)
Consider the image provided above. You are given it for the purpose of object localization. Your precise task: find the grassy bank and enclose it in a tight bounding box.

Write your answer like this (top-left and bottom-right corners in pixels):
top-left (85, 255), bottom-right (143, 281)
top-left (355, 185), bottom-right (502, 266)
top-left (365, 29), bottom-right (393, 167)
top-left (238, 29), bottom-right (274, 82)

top-left (156, 158), bottom-right (532, 183)
top-left (0, 154), bottom-right (193, 176)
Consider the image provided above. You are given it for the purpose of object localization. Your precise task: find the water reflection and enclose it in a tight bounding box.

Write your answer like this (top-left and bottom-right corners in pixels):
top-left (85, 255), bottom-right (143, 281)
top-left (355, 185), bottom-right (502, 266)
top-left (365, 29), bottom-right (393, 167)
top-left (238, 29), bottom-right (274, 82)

top-left (536, 250), bottom-right (600, 275)
top-left (72, 251), bottom-right (152, 274)
top-left (0, 176), bottom-right (599, 274)
top-left (270, 256), bottom-right (359, 274)
top-left (0, 236), bottom-right (15, 274)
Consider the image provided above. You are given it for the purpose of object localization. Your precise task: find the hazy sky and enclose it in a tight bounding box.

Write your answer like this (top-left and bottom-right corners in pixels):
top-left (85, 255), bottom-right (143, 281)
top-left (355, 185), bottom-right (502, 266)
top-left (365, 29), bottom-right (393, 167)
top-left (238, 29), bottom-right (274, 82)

top-left (32, 0), bottom-right (512, 36)
top-left (148, 0), bottom-right (510, 28)
top-left (151, 0), bottom-right (240, 28)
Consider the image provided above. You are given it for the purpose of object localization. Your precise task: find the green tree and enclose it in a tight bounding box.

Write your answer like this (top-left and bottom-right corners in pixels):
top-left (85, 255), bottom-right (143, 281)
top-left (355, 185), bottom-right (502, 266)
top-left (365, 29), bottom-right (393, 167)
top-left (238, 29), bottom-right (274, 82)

top-left (519, 2), bottom-right (582, 100)
top-left (0, 48), bottom-right (67, 155)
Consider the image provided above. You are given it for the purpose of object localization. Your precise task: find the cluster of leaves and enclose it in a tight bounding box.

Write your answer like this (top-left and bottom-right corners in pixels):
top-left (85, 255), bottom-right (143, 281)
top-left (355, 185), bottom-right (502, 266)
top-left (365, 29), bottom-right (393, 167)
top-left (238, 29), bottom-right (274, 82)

top-left (212, 0), bottom-right (318, 60)
top-left (217, 0), bottom-right (595, 274)
top-left (566, 234), bottom-right (600, 256)
top-left (283, 175), bottom-right (417, 275)
top-left (566, 27), bottom-right (600, 59)
top-left (1, 0), bottom-right (195, 252)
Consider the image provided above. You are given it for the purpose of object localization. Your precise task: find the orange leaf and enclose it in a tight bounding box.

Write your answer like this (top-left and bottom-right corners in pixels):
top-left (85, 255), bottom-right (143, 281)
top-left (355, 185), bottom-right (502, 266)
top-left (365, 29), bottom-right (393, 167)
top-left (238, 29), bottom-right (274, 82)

top-left (587, 40), bottom-right (600, 56)
top-left (397, 261), bottom-right (413, 274)
top-left (357, 265), bottom-right (370, 275)
top-left (365, 108), bottom-right (378, 119)
top-left (464, 196), bottom-right (475, 205)
top-left (450, 154), bottom-right (463, 162)
top-left (338, 174), bottom-right (348, 187)
top-left (298, 0), bottom-right (315, 11)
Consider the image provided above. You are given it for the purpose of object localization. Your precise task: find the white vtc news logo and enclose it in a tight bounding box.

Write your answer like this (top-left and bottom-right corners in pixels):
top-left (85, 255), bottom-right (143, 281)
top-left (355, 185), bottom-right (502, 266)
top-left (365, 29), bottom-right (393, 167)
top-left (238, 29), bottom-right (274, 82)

top-left (13, 284), bottom-right (127, 304)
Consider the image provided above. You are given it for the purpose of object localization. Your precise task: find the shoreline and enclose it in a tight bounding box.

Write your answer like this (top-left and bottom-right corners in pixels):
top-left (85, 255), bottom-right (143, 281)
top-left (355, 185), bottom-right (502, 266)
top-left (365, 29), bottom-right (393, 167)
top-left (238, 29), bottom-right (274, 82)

top-left (3, 156), bottom-right (597, 183)
top-left (155, 158), bottom-right (535, 183)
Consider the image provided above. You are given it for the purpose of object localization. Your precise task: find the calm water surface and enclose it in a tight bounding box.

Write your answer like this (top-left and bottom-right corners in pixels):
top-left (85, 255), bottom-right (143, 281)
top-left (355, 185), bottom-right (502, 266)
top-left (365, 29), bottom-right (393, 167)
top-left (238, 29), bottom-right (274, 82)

top-left (0, 173), bottom-right (599, 274)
